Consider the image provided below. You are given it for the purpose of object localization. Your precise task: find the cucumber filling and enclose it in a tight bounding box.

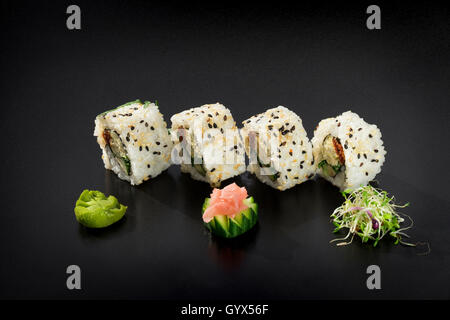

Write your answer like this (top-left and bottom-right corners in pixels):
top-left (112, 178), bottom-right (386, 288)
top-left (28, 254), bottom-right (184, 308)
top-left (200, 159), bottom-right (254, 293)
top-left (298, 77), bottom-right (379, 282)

top-left (319, 135), bottom-right (345, 178)
top-left (318, 160), bottom-right (342, 177)
top-left (191, 154), bottom-right (206, 176)
top-left (257, 156), bottom-right (280, 182)
top-left (103, 129), bottom-right (131, 176)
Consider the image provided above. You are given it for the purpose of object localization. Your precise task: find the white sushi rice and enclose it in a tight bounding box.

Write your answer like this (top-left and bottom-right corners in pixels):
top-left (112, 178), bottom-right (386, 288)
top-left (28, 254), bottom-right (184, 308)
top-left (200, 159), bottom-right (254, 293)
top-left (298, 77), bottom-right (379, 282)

top-left (170, 103), bottom-right (246, 187)
top-left (94, 100), bottom-right (173, 185)
top-left (241, 106), bottom-right (315, 191)
top-left (311, 111), bottom-right (386, 190)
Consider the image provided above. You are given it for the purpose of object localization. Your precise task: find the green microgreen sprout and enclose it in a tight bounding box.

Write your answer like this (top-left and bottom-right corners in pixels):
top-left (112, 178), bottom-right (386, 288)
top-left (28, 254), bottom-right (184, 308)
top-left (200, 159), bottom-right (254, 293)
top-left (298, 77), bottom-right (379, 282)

top-left (330, 185), bottom-right (415, 247)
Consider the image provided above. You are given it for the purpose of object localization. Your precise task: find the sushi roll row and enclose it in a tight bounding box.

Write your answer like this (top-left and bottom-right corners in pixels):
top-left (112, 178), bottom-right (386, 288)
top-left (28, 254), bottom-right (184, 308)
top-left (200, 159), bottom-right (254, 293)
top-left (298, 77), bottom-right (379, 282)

top-left (94, 100), bottom-right (386, 191)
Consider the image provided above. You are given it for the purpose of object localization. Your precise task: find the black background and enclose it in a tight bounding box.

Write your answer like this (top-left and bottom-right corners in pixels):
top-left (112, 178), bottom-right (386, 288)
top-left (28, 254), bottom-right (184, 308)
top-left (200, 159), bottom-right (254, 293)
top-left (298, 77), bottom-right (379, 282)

top-left (1, 0), bottom-right (449, 300)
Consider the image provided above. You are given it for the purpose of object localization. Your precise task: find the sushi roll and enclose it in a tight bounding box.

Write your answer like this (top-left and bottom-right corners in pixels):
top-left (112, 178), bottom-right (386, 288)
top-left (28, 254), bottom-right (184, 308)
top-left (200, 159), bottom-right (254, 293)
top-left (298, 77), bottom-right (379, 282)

top-left (311, 111), bottom-right (386, 191)
top-left (241, 106), bottom-right (315, 191)
top-left (94, 100), bottom-right (173, 185)
top-left (170, 103), bottom-right (246, 187)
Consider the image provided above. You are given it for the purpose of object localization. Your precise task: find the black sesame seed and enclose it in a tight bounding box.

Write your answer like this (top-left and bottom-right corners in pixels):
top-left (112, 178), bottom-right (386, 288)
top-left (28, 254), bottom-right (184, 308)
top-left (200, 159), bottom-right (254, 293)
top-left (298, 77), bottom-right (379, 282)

top-left (147, 164), bottom-right (150, 168)
top-left (156, 141), bottom-right (160, 145)
top-left (126, 136), bottom-right (130, 142)
top-left (223, 115), bottom-right (227, 121)
top-left (213, 123), bottom-right (217, 128)
top-left (139, 146), bottom-right (142, 151)
top-left (369, 134), bottom-right (373, 138)
top-left (211, 168), bottom-right (216, 172)
top-left (145, 146), bottom-right (149, 151)
top-left (282, 130), bottom-right (289, 135)
top-left (208, 123), bottom-right (212, 128)
top-left (364, 154), bottom-right (367, 159)
top-left (208, 114), bottom-right (213, 117)
top-left (280, 141), bottom-right (286, 147)
top-left (360, 162), bottom-right (363, 167)
top-left (349, 134), bottom-right (353, 138)
top-left (145, 122), bottom-right (149, 127)
top-left (365, 172), bottom-right (368, 176)
top-left (287, 169), bottom-right (292, 172)
top-left (374, 149), bottom-right (378, 153)
top-left (302, 151), bottom-right (306, 154)
top-left (131, 126), bottom-right (135, 130)
top-left (151, 126), bottom-right (155, 130)
top-left (358, 153), bottom-right (360, 159)
top-left (290, 126), bottom-right (296, 132)
top-left (300, 165), bottom-right (303, 169)
top-left (358, 128), bottom-right (362, 131)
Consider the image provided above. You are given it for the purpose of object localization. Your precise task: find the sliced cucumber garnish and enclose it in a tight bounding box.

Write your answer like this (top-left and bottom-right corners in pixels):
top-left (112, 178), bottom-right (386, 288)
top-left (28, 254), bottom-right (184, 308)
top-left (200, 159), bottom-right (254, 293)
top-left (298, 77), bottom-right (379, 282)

top-left (202, 197), bottom-right (258, 238)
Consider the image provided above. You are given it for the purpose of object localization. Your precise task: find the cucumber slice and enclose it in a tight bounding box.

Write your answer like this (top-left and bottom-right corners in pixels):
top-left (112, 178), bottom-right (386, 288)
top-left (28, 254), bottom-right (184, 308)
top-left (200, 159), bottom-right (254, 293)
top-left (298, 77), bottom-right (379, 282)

top-left (257, 156), bottom-right (279, 181)
top-left (202, 197), bottom-right (258, 238)
top-left (318, 160), bottom-right (341, 178)
top-left (191, 154), bottom-right (206, 176)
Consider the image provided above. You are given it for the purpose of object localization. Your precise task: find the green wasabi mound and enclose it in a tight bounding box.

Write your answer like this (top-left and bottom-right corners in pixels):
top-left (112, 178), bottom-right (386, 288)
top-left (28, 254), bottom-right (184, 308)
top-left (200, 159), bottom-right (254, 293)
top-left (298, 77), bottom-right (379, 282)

top-left (74, 190), bottom-right (127, 228)
top-left (202, 197), bottom-right (258, 238)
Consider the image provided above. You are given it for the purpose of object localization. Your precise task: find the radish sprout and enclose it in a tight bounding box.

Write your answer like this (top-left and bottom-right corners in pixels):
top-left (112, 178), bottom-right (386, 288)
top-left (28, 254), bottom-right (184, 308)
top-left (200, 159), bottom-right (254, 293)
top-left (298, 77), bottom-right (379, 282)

top-left (330, 185), bottom-right (412, 247)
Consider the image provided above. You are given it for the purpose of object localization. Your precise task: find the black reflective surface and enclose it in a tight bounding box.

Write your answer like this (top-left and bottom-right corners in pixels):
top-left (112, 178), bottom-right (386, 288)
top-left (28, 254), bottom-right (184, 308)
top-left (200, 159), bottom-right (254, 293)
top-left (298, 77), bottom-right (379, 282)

top-left (0, 1), bottom-right (449, 299)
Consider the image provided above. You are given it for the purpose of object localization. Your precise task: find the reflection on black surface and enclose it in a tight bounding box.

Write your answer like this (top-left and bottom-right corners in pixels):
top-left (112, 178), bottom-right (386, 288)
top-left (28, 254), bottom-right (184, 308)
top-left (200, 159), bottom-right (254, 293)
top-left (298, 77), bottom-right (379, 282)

top-left (77, 215), bottom-right (127, 239)
top-left (208, 224), bottom-right (259, 271)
